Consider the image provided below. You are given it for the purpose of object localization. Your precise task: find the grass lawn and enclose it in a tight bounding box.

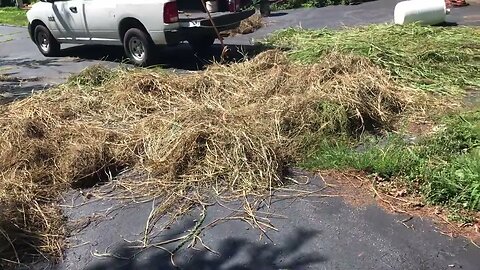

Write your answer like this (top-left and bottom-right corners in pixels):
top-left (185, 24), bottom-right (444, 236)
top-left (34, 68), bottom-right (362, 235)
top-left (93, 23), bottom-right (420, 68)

top-left (0, 7), bottom-right (28, 26)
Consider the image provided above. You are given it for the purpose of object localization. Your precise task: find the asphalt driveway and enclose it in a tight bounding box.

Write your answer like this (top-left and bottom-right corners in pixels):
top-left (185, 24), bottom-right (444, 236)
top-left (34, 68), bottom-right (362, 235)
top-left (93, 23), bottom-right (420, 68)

top-left (45, 170), bottom-right (480, 270)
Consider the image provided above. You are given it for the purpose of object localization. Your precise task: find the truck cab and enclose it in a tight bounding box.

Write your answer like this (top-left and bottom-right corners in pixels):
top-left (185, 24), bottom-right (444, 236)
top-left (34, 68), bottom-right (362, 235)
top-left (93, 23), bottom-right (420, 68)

top-left (27, 0), bottom-right (254, 66)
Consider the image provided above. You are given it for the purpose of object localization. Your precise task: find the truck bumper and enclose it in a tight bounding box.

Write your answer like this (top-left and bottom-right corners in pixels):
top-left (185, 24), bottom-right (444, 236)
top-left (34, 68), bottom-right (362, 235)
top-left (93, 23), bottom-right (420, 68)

top-left (164, 29), bottom-right (183, 45)
top-left (164, 9), bottom-right (256, 45)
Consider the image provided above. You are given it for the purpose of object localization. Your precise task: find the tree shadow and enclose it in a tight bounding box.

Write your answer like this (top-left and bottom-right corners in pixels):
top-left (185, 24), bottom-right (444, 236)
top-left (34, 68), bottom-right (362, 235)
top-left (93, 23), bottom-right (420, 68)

top-left (0, 82), bottom-right (51, 105)
top-left (0, 58), bottom-right (65, 69)
top-left (84, 228), bottom-right (325, 270)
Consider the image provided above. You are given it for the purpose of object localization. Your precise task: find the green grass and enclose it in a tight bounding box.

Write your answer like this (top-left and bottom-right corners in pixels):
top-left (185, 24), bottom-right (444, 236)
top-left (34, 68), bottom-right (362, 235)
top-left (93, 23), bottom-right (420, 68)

top-left (0, 7), bottom-right (27, 26)
top-left (266, 24), bottom-right (480, 93)
top-left (303, 110), bottom-right (480, 211)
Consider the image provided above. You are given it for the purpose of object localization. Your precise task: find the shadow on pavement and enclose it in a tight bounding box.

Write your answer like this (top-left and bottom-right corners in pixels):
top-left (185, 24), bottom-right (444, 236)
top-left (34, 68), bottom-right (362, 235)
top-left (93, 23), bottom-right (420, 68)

top-left (0, 82), bottom-right (51, 105)
top-left (0, 58), bottom-right (64, 69)
top-left (60, 43), bottom-right (269, 71)
top-left (60, 45), bottom-right (125, 63)
top-left (435, 21), bottom-right (459, 27)
top-left (267, 12), bottom-right (288, 17)
top-left (85, 228), bottom-right (325, 270)
top-left (1, 43), bottom-right (267, 73)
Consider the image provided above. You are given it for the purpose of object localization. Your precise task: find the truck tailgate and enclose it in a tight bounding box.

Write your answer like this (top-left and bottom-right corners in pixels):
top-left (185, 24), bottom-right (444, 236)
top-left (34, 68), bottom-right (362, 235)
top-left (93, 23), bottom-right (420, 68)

top-left (178, 9), bottom-right (255, 31)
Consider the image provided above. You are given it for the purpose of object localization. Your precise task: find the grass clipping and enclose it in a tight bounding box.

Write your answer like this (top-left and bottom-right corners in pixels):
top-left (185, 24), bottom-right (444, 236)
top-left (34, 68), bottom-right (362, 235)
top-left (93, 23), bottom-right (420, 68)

top-left (226, 13), bottom-right (264, 36)
top-left (0, 50), bottom-right (420, 264)
top-left (267, 25), bottom-right (480, 93)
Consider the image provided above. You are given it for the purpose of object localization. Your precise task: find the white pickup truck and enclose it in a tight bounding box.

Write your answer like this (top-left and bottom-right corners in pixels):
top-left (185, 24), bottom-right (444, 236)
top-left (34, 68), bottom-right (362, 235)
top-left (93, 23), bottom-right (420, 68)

top-left (27, 0), bottom-right (254, 66)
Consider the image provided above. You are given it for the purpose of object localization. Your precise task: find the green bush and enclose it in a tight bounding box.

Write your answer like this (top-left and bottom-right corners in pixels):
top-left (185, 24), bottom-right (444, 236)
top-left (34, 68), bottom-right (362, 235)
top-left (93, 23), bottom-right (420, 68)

top-left (0, 0), bottom-right (34, 7)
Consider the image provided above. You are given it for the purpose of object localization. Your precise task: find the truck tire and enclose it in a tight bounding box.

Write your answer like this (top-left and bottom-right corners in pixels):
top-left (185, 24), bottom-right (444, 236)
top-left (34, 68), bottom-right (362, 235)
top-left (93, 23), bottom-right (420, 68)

top-left (188, 36), bottom-right (215, 54)
top-left (34, 25), bottom-right (60, 57)
top-left (123, 28), bottom-right (155, 67)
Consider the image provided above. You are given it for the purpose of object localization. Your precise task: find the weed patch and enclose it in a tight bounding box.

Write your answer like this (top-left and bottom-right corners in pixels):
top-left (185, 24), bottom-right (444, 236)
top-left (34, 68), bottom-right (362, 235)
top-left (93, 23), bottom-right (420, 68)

top-left (303, 110), bottom-right (480, 211)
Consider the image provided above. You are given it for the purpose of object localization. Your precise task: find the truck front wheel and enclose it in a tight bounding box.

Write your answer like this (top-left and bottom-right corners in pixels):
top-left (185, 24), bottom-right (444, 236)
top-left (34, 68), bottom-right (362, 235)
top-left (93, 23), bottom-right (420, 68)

top-left (123, 28), bottom-right (155, 66)
top-left (34, 25), bottom-right (60, 57)
top-left (188, 36), bottom-right (215, 54)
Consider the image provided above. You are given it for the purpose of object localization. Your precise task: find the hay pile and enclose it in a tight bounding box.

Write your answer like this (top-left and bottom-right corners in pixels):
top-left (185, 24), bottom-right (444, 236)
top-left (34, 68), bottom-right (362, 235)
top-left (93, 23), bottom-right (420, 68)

top-left (0, 50), bottom-right (421, 265)
top-left (229, 14), bottom-right (264, 35)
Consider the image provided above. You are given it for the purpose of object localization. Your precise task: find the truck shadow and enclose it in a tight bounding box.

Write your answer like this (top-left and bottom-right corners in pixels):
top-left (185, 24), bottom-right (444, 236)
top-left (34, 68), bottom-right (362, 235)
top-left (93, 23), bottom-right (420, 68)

top-left (60, 43), bottom-right (269, 71)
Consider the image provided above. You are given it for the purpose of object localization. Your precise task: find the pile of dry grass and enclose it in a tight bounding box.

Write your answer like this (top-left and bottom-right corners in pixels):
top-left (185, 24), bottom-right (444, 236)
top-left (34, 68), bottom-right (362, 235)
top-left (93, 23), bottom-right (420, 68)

top-left (228, 14), bottom-right (264, 36)
top-left (0, 50), bottom-right (424, 265)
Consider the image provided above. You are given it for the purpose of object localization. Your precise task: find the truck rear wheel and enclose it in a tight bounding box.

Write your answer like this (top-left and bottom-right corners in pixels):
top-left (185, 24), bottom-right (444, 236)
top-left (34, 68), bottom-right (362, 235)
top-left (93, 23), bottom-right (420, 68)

top-left (188, 36), bottom-right (215, 54)
top-left (34, 25), bottom-right (60, 57)
top-left (123, 28), bottom-right (155, 66)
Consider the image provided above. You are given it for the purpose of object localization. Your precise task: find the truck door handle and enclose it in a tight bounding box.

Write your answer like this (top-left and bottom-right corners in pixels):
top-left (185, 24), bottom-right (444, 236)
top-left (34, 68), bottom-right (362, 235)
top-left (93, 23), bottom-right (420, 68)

top-left (69, 6), bottom-right (78, 13)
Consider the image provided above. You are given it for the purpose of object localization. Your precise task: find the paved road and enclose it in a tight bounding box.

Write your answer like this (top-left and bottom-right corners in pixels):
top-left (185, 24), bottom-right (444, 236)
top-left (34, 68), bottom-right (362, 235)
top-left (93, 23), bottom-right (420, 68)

top-left (1, 0), bottom-right (479, 103)
top-left (2, 1), bottom-right (479, 269)
top-left (44, 171), bottom-right (480, 270)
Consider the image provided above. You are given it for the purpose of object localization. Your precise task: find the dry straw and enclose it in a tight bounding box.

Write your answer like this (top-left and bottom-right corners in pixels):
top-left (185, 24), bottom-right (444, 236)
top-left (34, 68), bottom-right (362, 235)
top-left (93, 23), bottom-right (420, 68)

top-left (0, 50), bottom-right (425, 265)
top-left (230, 13), bottom-right (264, 35)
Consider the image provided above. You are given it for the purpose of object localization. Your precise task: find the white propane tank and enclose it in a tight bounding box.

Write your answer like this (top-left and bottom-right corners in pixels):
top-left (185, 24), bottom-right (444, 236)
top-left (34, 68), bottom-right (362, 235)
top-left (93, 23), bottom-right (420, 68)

top-left (394, 0), bottom-right (449, 25)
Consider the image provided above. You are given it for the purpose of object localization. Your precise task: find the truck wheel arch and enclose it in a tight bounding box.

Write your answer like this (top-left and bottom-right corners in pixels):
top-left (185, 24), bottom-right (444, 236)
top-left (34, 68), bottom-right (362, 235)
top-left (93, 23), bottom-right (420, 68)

top-left (118, 18), bottom-right (152, 43)
top-left (29, 19), bottom-right (47, 42)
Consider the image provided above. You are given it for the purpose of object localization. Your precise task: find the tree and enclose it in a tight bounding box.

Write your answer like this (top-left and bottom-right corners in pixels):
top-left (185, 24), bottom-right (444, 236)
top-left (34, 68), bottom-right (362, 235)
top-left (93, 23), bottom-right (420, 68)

top-left (15, 0), bottom-right (23, 8)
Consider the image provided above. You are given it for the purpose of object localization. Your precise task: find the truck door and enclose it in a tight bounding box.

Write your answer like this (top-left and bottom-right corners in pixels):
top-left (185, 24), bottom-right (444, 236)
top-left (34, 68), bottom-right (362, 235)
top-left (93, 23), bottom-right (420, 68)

top-left (52, 0), bottom-right (88, 42)
top-left (83, 0), bottom-right (118, 44)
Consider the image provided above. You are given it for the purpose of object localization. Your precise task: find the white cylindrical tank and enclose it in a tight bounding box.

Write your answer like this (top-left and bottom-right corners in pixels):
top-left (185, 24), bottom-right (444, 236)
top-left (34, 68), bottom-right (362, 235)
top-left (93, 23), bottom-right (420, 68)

top-left (394, 0), bottom-right (449, 25)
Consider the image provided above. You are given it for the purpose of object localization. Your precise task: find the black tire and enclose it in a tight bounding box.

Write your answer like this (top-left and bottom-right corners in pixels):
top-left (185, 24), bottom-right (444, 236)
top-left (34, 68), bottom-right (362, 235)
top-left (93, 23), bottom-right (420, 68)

top-left (188, 36), bottom-right (215, 54)
top-left (34, 25), bottom-right (60, 57)
top-left (123, 28), bottom-right (155, 67)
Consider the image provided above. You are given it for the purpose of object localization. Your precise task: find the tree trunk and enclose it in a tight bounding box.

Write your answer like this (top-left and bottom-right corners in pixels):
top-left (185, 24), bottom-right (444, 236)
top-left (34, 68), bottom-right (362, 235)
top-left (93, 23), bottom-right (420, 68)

top-left (15, 0), bottom-right (23, 8)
